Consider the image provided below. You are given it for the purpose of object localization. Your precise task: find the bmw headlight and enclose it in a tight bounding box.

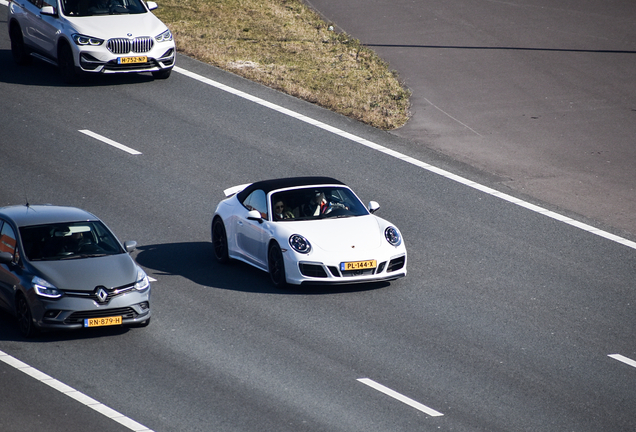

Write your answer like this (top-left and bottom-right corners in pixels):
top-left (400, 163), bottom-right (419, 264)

top-left (134, 266), bottom-right (150, 292)
top-left (155, 29), bottom-right (173, 42)
top-left (32, 276), bottom-right (63, 298)
top-left (289, 234), bottom-right (311, 254)
top-left (72, 34), bottom-right (104, 46)
top-left (384, 226), bottom-right (402, 246)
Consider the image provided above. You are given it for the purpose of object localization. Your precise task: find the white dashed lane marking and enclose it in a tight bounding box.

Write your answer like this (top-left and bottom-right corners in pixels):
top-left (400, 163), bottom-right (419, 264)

top-left (79, 130), bottom-right (142, 155)
top-left (358, 378), bottom-right (444, 417)
top-left (609, 354), bottom-right (636, 369)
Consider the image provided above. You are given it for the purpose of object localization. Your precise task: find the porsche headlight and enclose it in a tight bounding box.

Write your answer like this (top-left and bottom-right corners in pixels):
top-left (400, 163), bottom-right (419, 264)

top-left (72, 34), bottom-right (104, 46)
top-left (134, 266), bottom-right (150, 292)
top-left (384, 226), bottom-right (402, 246)
top-left (155, 29), bottom-right (173, 42)
top-left (32, 276), bottom-right (63, 298)
top-left (289, 234), bottom-right (311, 254)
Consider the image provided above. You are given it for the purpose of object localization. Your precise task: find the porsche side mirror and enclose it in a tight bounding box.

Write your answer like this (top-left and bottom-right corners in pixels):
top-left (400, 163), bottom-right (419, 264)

top-left (368, 201), bottom-right (380, 214)
top-left (146, 1), bottom-right (158, 10)
top-left (247, 209), bottom-right (264, 222)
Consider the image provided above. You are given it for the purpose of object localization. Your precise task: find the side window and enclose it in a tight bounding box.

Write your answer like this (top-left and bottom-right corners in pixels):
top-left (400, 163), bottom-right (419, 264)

top-left (242, 189), bottom-right (268, 219)
top-left (0, 221), bottom-right (18, 261)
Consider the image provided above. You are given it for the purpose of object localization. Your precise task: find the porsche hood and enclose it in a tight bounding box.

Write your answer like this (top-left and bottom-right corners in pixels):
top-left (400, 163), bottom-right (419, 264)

top-left (283, 216), bottom-right (386, 252)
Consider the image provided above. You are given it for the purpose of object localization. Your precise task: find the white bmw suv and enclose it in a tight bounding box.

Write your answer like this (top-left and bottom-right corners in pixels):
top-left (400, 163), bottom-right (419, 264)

top-left (7, 0), bottom-right (175, 82)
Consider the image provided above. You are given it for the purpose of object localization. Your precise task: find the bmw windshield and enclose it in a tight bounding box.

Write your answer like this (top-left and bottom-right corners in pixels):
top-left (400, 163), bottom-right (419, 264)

top-left (61, 0), bottom-right (148, 16)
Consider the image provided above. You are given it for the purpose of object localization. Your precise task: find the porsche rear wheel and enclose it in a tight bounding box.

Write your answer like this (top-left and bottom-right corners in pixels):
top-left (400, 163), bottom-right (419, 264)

top-left (268, 242), bottom-right (287, 288)
top-left (212, 218), bottom-right (230, 264)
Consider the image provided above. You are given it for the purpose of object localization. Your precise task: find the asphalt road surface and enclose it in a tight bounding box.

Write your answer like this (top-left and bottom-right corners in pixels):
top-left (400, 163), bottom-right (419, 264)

top-left (1, 2), bottom-right (635, 432)
top-left (306, 0), bottom-right (636, 238)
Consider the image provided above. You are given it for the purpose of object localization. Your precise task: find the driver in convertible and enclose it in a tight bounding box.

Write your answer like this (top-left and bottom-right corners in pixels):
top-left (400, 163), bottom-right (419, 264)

top-left (302, 191), bottom-right (347, 216)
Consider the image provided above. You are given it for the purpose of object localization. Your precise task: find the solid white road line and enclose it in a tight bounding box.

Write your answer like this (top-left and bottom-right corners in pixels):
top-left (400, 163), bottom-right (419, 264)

top-left (79, 130), bottom-right (142, 155)
top-left (174, 66), bottom-right (636, 252)
top-left (357, 378), bottom-right (444, 417)
top-left (609, 354), bottom-right (636, 369)
top-left (0, 349), bottom-right (154, 432)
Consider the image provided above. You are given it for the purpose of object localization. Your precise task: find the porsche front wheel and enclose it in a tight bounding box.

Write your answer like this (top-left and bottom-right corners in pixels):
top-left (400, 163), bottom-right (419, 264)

top-left (268, 242), bottom-right (287, 288)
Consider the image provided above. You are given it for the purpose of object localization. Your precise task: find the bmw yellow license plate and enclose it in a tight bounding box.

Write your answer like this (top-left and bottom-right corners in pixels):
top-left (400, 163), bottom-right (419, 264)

top-left (118, 56), bottom-right (147, 64)
top-left (341, 259), bottom-right (377, 271)
top-left (84, 316), bottom-right (123, 328)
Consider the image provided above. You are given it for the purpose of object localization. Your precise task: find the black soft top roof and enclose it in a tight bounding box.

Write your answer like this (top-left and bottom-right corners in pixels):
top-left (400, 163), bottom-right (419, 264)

top-left (236, 176), bottom-right (345, 201)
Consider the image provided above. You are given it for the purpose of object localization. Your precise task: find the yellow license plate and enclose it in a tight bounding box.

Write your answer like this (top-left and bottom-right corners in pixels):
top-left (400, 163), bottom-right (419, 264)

top-left (118, 56), bottom-right (147, 64)
top-left (84, 316), bottom-right (123, 328)
top-left (341, 259), bottom-right (377, 271)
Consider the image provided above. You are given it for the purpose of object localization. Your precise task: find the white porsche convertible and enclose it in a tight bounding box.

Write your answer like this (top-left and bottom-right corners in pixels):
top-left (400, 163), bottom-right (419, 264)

top-left (211, 177), bottom-right (407, 287)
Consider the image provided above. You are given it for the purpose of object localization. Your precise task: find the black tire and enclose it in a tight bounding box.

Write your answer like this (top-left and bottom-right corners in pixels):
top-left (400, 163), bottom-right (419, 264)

top-left (16, 294), bottom-right (37, 338)
top-left (211, 218), bottom-right (230, 264)
top-left (58, 43), bottom-right (79, 84)
top-left (268, 242), bottom-right (287, 288)
top-left (9, 24), bottom-right (30, 65)
top-left (152, 68), bottom-right (172, 79)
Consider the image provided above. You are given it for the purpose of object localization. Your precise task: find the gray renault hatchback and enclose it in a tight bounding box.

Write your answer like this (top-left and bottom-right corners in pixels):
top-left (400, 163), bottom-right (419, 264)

top-left (0, 204), bottom-right (151, 337)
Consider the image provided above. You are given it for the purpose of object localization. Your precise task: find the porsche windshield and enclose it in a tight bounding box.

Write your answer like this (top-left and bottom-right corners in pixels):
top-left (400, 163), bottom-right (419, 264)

top-left (270, 186), bottom-right (369, 221)
top-left (20, 221), bottom-right (125, 261)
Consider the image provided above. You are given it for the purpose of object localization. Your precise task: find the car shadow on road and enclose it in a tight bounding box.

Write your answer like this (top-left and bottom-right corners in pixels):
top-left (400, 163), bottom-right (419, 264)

top-left (135, 242), bottom-right (390, 295)
top-left (0, 49), bottom-right (156, 87)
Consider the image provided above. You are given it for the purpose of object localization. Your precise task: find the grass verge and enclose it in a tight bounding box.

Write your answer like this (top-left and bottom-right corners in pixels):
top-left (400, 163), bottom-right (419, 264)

top-left (153, 0), bottom-right (411, 130)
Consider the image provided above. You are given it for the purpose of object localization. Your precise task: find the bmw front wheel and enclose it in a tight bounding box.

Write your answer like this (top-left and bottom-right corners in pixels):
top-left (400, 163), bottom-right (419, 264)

top-left (58, 44), bottom-right (79, 84)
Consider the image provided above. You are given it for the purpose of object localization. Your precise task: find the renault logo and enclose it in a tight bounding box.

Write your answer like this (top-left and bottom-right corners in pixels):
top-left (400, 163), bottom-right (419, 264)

top-left (95, 287), bottom-right (109, 303)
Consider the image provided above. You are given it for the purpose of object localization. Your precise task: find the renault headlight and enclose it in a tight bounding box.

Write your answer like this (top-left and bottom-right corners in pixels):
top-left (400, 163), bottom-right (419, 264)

top-left (32, 276), bottom-right (63, 298)
top-left (134, 266), bottom-right (150, 292)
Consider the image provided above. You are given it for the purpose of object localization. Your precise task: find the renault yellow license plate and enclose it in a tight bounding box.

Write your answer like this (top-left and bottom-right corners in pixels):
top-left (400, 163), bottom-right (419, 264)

top-left (341, 259), bottom-right (377, 271)
top-left (84, 316), bottom-right (123, 328)
top-left (118, 56), bottom-right (147, 64)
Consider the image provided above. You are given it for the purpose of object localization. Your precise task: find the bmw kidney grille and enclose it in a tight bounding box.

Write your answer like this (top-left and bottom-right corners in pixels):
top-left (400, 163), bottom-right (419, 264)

top-left (107, 37), bottom-right (154, 54)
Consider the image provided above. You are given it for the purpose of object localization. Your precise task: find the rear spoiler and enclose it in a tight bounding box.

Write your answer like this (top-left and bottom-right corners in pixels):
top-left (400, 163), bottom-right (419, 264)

top-left (223, 183), bottom-right (251, 197)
